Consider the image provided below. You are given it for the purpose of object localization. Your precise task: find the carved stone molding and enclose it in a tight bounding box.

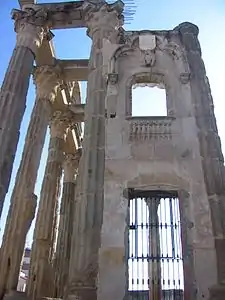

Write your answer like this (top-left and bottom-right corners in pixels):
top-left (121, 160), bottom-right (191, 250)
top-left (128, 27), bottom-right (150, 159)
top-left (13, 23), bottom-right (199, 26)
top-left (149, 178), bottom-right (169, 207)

top-left (142, 50), bottom-right (156, 67)
top-left (33, 65), bottom-right (63, 103)
top-left (180, 72), bottom-right (191, 84)
top-left (84, 1), bottom-right (124, 39)
top-left (12, 7), bottom-right (51, 29)
top-left (12, 8), bottom-right (53, 54)
top-left (107, 73), bottom-right (118, 85)
top-left (49, 110), bottom-right (75, 138)
top-left (128, 117), bottom-right (174, 142)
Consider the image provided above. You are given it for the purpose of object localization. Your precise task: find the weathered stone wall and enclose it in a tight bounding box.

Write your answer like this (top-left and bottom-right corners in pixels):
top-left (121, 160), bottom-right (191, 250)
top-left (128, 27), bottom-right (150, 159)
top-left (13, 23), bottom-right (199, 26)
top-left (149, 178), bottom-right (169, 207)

top-left (99, 29), bottom-right (218, 300)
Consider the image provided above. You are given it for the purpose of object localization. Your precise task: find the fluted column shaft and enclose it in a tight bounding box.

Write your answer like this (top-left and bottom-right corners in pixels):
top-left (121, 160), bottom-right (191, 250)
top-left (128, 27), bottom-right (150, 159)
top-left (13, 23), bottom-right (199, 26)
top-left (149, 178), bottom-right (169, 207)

top-left (0, 66), bottom-right (61, 300)
top-left (54, 153), bottom-right (80, 298)
top-left (67, 3), bottom-right (123, 300)
top-left (0, 9), bottom-right (50, 218)
top-left (27, 111), bottom-right (67, 300)
top-left (146, 199), bottom-right (161, 300)
top-left (0, 98), bottom-right (49, 300)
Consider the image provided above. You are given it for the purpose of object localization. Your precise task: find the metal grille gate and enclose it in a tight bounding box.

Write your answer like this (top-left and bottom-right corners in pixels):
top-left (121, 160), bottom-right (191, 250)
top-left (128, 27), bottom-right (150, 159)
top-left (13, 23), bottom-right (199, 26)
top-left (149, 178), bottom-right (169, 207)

top-left (127, 190), bottom-right (184, 300)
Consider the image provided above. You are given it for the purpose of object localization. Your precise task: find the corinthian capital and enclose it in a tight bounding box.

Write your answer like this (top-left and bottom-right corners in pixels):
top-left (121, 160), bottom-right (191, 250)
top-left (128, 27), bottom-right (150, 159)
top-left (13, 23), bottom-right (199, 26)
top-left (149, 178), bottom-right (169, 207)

top-left (84, 0), bottom-right (124, 38)
top-left (33, 65), bottom-right (63, 103)
top-left (49, 110), bottom-right (75, 139)
top-left (11, 8), bottom-right (52, 54)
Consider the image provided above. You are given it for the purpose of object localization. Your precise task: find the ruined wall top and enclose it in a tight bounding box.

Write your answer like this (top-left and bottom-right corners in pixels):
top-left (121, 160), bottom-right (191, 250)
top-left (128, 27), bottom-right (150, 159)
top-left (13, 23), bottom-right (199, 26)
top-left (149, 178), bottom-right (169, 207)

top-left (14, 0), bottom-right (124, 30)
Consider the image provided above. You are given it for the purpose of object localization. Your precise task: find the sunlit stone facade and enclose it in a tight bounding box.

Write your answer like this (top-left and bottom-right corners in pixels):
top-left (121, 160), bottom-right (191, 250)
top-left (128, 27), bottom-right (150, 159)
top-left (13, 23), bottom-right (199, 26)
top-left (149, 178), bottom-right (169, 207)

top-left (0, 1), bottom-right (224, 300)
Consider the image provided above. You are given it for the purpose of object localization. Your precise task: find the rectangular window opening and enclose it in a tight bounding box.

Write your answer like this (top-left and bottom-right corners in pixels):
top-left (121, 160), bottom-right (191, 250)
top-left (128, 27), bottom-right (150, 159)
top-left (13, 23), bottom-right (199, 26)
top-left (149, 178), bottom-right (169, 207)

top-left (127, 190), bottom-right (184, 299)
top-left (132, 85), bottom-right (167, 117)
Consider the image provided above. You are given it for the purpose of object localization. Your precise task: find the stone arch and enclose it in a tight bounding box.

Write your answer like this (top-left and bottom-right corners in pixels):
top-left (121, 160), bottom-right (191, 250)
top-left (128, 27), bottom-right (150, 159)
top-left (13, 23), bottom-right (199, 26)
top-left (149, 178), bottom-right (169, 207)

top-left (161, 40), bottom-right (190, 79)
top-left (108, 44), bottom-right (133, 74)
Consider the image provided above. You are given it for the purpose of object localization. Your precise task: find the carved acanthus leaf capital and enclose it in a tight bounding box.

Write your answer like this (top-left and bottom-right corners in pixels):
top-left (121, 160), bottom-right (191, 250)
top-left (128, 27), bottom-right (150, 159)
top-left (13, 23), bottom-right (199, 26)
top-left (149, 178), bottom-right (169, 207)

top-left (49, 110), bottom-right (76, 138)
top-left (84, 1), bottom-right (124, 39)
top-left (33, 65), bottom-right (63, 103)
top-left (49, 110), bottom-right (71, 138)
top-left (11, 8), bottom-right (53, 54)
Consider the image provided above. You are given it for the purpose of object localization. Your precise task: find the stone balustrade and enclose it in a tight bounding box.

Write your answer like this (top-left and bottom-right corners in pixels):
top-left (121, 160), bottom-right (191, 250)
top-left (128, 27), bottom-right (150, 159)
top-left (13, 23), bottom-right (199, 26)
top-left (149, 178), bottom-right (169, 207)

top-left (128, 116), bottom-right (175, 142)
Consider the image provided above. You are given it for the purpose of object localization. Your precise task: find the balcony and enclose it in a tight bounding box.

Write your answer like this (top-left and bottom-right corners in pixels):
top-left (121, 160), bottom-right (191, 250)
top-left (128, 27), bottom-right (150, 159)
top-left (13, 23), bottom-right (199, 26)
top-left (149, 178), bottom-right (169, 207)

top-left (128, 116), bottom-right (175, 142)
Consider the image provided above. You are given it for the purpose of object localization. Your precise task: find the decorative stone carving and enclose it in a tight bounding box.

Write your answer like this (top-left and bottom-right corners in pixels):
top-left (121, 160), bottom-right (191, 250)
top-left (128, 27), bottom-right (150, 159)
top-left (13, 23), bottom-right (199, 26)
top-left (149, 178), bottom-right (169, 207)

top-left (105, 73), bottom-right (119, 118)
top-left (143, 50), bottom-right (155, 67)
top-left (12, 8), bottom-right (52, 54)
top-left (12, 7), bottom-right (51, 28)
top-left (132, 82), bottom-right (164, 90)
top-left (180, 72), bottom-right (191, 84)
top-left (49, 110), bottom-right (75, 138)
top-left (33, 65), bottom-right (63, 103)
top-left (129, 117), bottom-right (174, 141)
top-left (108, 73), bottom-right (118, 85)
top-left (85, 1), bottom-right (124, 40)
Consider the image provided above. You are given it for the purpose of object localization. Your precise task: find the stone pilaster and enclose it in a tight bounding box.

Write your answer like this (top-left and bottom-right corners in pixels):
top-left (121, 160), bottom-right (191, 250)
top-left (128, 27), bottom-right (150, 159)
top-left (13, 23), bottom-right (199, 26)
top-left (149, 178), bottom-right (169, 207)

top-left (175, 22), bottom-right (225, 298)
top-left (67, 2), bottom-right (124, 300)
top-left (54, 152), bottom-right (81, 298)
top-left (146, 198), bottom-right (161, 300)
top-left (0, 8), bottom-right (51, 218)
top-left (26, 111), bottom-right (70, 300)
top-left (0, 66), bottom-right (61, 300)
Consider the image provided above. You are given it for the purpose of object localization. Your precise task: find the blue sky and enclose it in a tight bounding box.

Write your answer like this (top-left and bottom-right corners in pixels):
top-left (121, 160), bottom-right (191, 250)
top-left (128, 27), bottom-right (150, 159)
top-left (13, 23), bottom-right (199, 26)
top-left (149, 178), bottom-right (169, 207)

top-left (0, 0), bottom-right (225, 246)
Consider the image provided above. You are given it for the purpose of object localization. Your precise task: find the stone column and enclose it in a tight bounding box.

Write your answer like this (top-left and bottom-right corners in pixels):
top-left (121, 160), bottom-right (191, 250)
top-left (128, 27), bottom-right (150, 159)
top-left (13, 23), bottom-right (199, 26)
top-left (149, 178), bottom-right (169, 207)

top-left (54, 152), bottom-right (81, 298)
top-left (0, 66), bottom-right (61, 300)
top-left (67, 3), bottom-right (123, 300)
top-left (175, 22), bottom-right (225, 298)
top-left (0, 8), bottom-right (51, 218)
top-left (146, 198), bottom-right (161, 300)
top-left (26, 111), bottom-right (69, 300)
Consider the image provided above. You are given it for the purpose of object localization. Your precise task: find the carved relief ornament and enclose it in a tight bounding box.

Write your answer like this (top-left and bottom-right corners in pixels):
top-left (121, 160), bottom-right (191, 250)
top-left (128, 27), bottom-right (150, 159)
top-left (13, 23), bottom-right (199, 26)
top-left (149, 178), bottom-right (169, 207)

top-left (49, 110), bottom-right (75, 139)
top-left (105, 73), bottom-right (119, 118)
top-left (33, 65), bottom-right (63, 103)
top-left (84, 0), bottom-right (124, 38)
top-left (11, 8), bottom-right (53, 54)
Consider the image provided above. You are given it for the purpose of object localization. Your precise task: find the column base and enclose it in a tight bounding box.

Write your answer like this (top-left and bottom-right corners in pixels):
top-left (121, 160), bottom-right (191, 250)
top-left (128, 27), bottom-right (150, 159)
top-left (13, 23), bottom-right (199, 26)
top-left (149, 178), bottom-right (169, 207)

top-left (209, 284), bottom-right (225, 300)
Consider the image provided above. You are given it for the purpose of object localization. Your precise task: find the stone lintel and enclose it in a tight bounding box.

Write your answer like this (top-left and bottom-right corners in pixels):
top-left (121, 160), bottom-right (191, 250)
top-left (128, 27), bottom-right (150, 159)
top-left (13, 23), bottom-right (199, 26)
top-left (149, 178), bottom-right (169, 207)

top-left (21, 1), bottom-right (85, 29)
top-left (19, 0), bottom-right (124, 30)
top-left (68, 104), bottom-right (85, 122)
top-left (58, 59), bottom-right (89, 81)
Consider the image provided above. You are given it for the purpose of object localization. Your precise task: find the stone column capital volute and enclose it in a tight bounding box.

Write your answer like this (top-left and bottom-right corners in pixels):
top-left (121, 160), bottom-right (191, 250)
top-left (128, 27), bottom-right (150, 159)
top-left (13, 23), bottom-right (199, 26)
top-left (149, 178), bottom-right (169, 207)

top-left (33, 65), bottom-right (63, 103)
top-left (11, 7), bottom-right (52, 55)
